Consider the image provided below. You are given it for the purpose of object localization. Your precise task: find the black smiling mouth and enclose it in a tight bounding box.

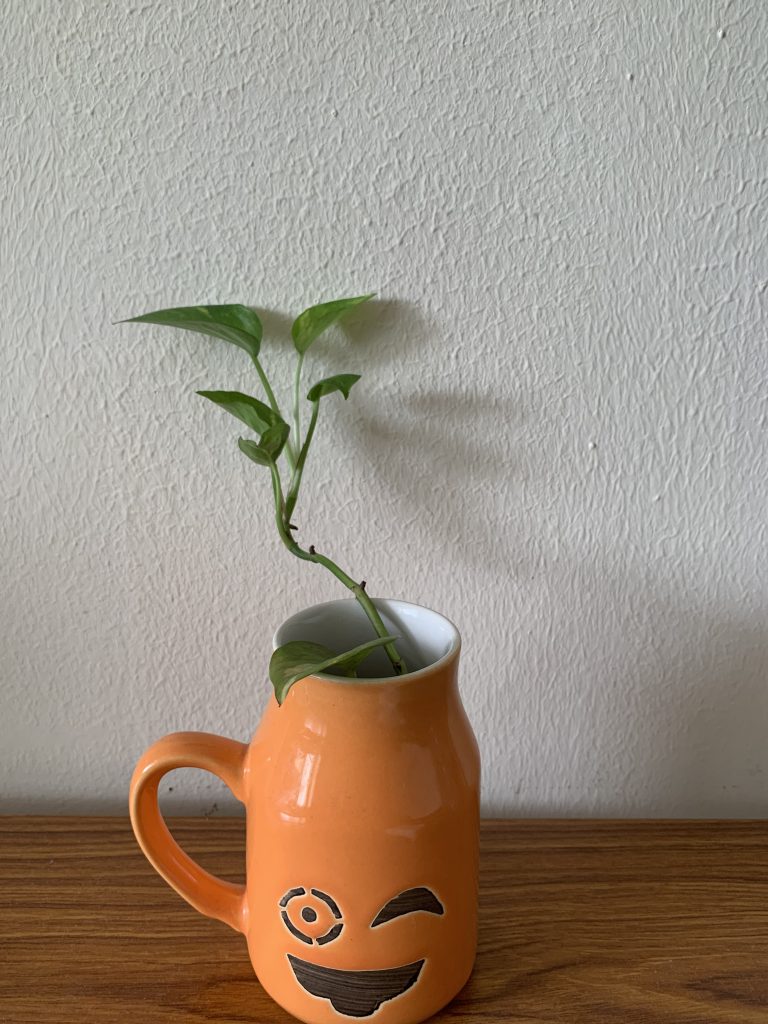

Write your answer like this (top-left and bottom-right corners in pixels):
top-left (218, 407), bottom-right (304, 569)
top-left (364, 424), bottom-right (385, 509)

top-left (287, 954), bottom-right (424, 1017)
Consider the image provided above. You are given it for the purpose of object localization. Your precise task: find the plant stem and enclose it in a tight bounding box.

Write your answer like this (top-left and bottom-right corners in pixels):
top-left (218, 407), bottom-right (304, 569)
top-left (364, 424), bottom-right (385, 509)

top-left (292, 352), bottom-right (304, 464)
top-left (251, 354), bottom-right (280, 417)
top-left (284, 398), bottom-right (318, 523)
top-left (268, 463), bottom-right (406, 675)
top-left (252, 354), bottom-right (297, 470)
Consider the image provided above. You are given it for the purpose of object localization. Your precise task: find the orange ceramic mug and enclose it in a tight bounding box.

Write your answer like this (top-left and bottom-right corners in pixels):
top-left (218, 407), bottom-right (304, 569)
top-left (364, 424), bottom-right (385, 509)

top-left (130, 599), bottom-right (480, 1024)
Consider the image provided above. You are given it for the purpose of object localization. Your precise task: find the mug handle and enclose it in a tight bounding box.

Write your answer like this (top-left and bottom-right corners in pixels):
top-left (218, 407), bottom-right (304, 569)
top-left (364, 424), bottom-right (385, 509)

top-left (129, 731), bottom-right (249, 933)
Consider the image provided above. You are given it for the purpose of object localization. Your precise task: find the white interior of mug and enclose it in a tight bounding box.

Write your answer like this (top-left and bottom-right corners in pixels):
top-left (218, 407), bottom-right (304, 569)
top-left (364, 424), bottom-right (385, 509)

top-left (273, 598), bottom-right (460, 680)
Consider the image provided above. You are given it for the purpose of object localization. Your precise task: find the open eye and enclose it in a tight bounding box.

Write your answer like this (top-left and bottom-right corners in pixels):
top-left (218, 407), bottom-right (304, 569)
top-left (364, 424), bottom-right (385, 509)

top-left (371, 887), bottom-right (444, 927)
top-left (280, 887), bottom-right (343, 945)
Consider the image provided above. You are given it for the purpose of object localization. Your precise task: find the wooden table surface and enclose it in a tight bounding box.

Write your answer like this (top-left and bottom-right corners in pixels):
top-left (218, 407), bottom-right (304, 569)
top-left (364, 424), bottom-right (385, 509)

top-left (1, 818), bottom-right (767, 1023)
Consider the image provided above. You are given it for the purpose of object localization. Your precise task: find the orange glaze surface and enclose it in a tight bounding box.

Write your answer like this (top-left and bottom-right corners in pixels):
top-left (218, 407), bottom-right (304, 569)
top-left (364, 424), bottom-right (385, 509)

top-left (130, 602), bottom-right (480, 1024)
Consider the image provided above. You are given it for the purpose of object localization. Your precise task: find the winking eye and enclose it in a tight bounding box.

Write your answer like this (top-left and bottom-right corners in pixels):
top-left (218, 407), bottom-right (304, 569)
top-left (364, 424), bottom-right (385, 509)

top-left (371, 887), bottom-right (444, 927)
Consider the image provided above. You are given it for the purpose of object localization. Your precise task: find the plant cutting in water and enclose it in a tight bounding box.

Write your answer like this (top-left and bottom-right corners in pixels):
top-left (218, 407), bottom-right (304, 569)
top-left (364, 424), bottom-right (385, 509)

top-left (121, 297), bottom-right (406, 703)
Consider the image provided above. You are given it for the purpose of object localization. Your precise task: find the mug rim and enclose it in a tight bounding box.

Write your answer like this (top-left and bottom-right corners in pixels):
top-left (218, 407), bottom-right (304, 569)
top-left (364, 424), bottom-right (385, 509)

top-left (272, 597), bottom-right (461, 686)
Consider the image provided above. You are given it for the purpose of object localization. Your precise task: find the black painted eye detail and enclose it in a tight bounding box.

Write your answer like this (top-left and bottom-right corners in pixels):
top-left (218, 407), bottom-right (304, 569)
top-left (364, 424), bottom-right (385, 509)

top-left (371, 887), bottom-right (444, 927)
top-left (280, 887), bottom-right (343, 945)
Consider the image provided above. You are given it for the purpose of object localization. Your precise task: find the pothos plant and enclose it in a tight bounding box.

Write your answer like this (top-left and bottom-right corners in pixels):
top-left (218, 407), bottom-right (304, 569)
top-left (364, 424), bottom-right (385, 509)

top-left (122, 296), bottom-right (406, 704)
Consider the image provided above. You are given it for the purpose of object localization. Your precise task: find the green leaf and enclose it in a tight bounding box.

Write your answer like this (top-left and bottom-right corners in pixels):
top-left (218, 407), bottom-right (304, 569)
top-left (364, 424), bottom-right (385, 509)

top-left (197, 390), bottom-right (284, 435)
top-left (238, 438), bottom-right (272, 467)
top-left (291, 294), bottom-right (374, 355)
top-left (259, 422), bottom-right (291, 460)
top-left (237, 422), bottom-right (290, 466)
top-left (121, 304), bottom-right (263, 359)
top-left (269, 635), bottom-right (399, 705)
top-left (306, 373), bottom-right (361, 403)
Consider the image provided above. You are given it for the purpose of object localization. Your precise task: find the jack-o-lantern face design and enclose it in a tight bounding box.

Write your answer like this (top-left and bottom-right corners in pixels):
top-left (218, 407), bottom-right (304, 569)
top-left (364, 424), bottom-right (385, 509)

top-left (280, 886), bottom-right (445, 1018)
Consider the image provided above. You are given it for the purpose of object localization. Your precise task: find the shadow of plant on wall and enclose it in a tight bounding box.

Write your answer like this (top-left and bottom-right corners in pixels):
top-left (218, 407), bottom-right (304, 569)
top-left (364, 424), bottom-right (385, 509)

top-left (255, 298), bottom-right (424, 373)
top-left (257, 298), bottom-right (526, 575)
top-left (352, 391), bottom-right (524, 573)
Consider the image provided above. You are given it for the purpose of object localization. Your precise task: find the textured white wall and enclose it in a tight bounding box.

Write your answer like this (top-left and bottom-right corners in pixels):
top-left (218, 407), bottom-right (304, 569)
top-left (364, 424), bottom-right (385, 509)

top-left (3, 1), bottom-right (767, 817)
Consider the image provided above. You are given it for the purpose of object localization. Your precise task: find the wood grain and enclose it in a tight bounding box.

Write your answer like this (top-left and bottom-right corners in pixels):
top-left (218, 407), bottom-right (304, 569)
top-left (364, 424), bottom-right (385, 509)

top-left (1, 818), bottom-right (767, 1022)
